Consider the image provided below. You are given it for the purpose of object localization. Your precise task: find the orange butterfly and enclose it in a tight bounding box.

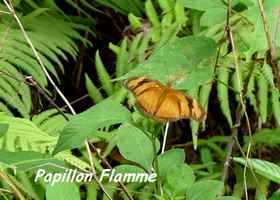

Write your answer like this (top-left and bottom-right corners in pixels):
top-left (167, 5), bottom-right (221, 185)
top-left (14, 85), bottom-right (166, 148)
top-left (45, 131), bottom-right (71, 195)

top-left (124, 77), bottom-right (206, 122)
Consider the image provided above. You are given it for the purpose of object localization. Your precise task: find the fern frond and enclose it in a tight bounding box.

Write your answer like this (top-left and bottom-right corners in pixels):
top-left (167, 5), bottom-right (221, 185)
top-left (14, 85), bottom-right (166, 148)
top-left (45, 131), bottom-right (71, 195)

top-left (31, 109), bottom-right (70, 136)
top-left (189, 87), bottom-right (200, 149)
top-left (271, 88), bottom-right (280, 127)
top-left (85, 73), bottom-right (103, 103)
top-left (0, 113), bottom-right (56, 152)
top-left (0, 113), bottom-right (90, 171)
top-left (246, 73), bottom-right (258, 112)
top-left (199, 82), bottom-right (212, 129)
top-left (256, 71), bottom-right (268, 123)
top-left (0, 15), bottom-right (89, 117)
top-left (217, 67), bottom-right (233, 127)
top-left (95, 51), bottom-right (114, 96)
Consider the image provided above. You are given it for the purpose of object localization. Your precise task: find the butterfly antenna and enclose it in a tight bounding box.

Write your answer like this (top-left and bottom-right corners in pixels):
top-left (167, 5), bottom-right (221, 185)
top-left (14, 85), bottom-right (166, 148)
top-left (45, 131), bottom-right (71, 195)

top-left (161, 122), bottom-right (170, 154)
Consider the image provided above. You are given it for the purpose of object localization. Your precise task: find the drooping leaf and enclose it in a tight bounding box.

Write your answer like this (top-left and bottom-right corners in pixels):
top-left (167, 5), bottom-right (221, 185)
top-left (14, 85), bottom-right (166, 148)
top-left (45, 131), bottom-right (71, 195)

top-left (234, 157), bottom-right (280, 183)
top-left (117, 124), bottom-right (155, 170)
top-left (53, 99), bottom-right (131, 154)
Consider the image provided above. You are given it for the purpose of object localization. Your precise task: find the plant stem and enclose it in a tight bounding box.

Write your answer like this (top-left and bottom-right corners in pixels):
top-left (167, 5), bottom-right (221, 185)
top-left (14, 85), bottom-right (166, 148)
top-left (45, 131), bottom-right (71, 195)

top-left (161, 122), bottom-right (169, 154)
top-left (257, 0), bottom-right (280, 89)
top-left (152, 133), bottom-right (162, 197)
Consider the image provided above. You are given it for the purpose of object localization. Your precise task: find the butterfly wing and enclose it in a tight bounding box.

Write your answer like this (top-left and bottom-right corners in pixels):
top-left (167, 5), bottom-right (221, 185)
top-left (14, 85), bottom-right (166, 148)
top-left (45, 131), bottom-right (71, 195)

top-left (153, 90), bottom-right (190, 121)
top-left (124, 77), bottom-right (166, 116)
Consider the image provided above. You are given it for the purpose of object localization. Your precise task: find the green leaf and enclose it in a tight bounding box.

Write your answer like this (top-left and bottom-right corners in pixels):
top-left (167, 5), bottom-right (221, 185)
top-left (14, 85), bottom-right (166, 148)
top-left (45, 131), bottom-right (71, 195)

top-left (158, 149), bottom-right (185, 178)
top-left (46, 182), bottom-right (80, 200)
top-left (85, 73), bottom-right (104, 103)
top-left (247, 128), bottom-right (280, 147)
top-left (200, 8), bottom-right (227, 27)
top-left (0, 123), bottom-right (9, 137)
top-left (0, 150), bottom-right (64, 172)
top-left (269, 189), bottom-right (280, 200)
top-left (234, 157), bottom-right (280, 183)
top-left (217, 67), bottom-right (233, 127)
top-left (187, 180), bottom-right (224, 200)
top-left (244, 0), bottom-right (280, 54)
top-left (53, 99), bottom-right (131, 154)
top-left (128, 13), bottom-right (142, 29)
top-left (179, 0), bottom-right (225, 10)
top-left (200, 147), bottom-right (214, 173)
top-left (114, 164), bottom-right (146, 174)
top-left (95, 50), bottom-right (114, 96)
top-left (117, 124), bottom-right (155, 170)
top-left (216, 197), bottom-right (241, 200)
top-left (164, 163), bottom-right (195, 196)
top-left (96, 0), bottom-right (144, 16)
top-left (0, 113), bottom-right (56, 152)
top-left (174, 65), bottom-right (214, 90)
top-left (121, 36), bottom-right (216, 85)
top-left (145, 0), bottom-right (160, 27)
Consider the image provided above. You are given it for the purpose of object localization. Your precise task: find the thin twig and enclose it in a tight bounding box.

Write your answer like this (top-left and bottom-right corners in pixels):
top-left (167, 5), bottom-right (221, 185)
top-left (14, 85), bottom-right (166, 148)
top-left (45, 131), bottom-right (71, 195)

top-left (0, 188), bottom-right (12, 193)
top-left (85, 140), bottom-right (113, 200)
top-left (0, 171), bottom-right (25, 200)
top-left (87, 142), bottom-right (135, 200)
top-left (257, 0), bottom-right (280, 89)
top-left (0, 10), bottom-right (11, 14)
top-left (25, 77), bottom-right (70, 121)
top-left (221, 2), bottom-right (253, 198)
top-left (234, 137), bottom-right (262, 191)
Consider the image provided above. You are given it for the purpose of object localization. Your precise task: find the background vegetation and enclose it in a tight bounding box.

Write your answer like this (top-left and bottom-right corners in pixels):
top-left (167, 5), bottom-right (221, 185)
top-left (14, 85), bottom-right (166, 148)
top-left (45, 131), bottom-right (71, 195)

top-left (0, 0), bottom-right (280, 199)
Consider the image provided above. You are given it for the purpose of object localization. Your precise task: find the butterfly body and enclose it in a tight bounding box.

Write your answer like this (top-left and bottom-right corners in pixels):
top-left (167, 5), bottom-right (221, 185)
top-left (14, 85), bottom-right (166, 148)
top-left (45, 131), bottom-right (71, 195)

top-left (124, 77), bottom-right (206, 122)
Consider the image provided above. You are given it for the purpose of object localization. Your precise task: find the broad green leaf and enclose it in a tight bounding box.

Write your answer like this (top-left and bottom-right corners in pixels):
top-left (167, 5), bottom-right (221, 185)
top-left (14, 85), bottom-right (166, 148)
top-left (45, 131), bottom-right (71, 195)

top-left (117, 124), bottom-right (155, 170)
top-left (234, 157), bottom-right (280, 183)
top-left (216, 197), bottom-right (241, 200)
top-left (179, 0), bottom-right (225, 10)
top-left (158, 149), bottom-right (185, 177)
top-left (200, 8), bottom-right (227, 27)
top-left (187, 180), bottom-right (224, 200)
top-left (164, 163), bottom-right (195, 196)
top-left (0, 150), bottom-right (65, 172)
top-left (158, 149), bottom-right (185, 178)
top-left (121, 36), bottom-right (216, 85)
top-left (0, 123), bottom-right (9, 137)
top-left (53, 99), bottom-right (131, 154)
top-left (174, 65), bottom-right (214, 90)
top-left (114, 164), bottom-right (146, 174)
top-left (46, 182), bottom-right (80, 200)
